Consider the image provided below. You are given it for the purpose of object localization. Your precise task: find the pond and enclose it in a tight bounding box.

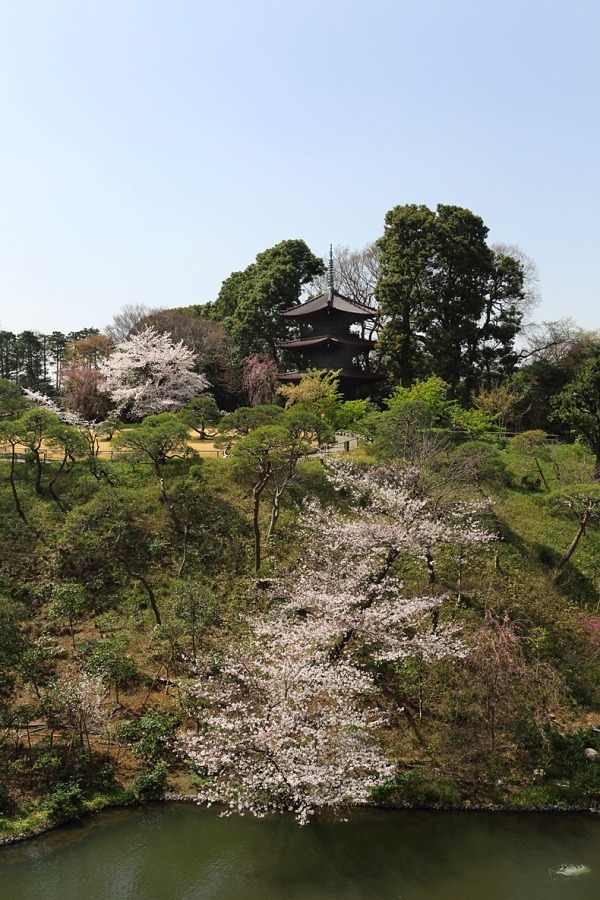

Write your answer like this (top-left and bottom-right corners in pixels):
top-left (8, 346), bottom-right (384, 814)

top-left (1, 804), bottom-right (598, 899)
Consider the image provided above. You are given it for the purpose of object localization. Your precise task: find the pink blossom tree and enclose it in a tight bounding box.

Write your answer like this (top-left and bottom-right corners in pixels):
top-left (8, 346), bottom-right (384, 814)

top-left (241, 353), bottom-right (279, 406)
top-left (101, 326), bottom-right (210, 420)
top-left (60, 365), bottom-right (110, 422)
top-left (177, 459), bottom-right (493, 821)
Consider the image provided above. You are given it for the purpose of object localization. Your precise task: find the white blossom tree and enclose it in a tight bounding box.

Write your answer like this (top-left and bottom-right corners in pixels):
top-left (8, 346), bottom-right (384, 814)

top-left (179, 633), bottom-right (392, 824)
top-left (177, 460), bottom-right (493, 821)
top-left (22, 388), bottom-right (84, 425)
top-left (101, 326), bottom-right (209, 420)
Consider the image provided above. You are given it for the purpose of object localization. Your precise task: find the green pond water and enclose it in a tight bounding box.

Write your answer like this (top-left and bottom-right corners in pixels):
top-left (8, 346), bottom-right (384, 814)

top-left (0, 804), bottom-right (598, 899)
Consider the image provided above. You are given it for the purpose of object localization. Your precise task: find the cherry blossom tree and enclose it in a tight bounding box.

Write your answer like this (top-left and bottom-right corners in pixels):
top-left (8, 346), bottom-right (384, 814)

top-left (60, 365), bottom-right (110, 421)
top-left (178, 633), bottom-right (392, 824)
top-left (101, 326), bottom-right (209, 420)
top-left (241, 353), bottom-right (279, 406)
top-left (177, 459), bottom-right (493, 821)
top-left (43, 672), bottom-right (107, 755)
top-left (22, 388), bottom-right (83, 425)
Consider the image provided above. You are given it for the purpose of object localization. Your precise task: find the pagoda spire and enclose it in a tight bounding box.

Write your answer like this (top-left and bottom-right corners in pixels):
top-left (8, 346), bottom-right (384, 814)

top-left (328, 244), bottom-right (334, 293)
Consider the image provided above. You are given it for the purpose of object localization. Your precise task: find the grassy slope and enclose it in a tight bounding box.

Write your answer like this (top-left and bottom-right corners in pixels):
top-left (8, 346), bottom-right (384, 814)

top-left (0, 442), bottom-right (599, 835)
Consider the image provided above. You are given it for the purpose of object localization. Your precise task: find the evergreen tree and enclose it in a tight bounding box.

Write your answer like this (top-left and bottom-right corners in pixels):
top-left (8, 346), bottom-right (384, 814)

top-left (376, 204), bottom-right (525, 394)
top-left (209, 239), bottom-right (325, 360)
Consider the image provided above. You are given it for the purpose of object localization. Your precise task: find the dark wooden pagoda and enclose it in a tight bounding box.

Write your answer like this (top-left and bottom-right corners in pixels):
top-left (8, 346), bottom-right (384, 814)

top-left (278, 285), bottom-right (381, 398)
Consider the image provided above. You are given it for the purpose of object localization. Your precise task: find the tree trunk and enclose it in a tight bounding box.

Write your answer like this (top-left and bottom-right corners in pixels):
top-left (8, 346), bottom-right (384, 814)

top-left (33, 449), bottom-right (44, 494)
top-left (253, 465), bottom-right (271, 572)
top-left (48, 452), bottom-right (69, 511)
top-left (112, 533), bottom-right (162, 625)
top-left (399, 299), bottom-right (412, 387)
top-left (154, 461), bottom-right (184, 535)
top-left (554, 506), bottom-right (592, 572)
top-left (8, 444), bottom-right (27, 522)
top-left (533, 454), bottom-right (550, 491)
top-left (267, 490), bottom-right (281, 541)
top-left (424, 548), bottom-right (436, 584)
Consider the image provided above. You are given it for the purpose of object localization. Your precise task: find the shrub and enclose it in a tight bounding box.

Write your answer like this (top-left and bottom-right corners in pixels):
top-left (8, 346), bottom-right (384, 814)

top-left (130, 762), bottom-right (168, 798)
top-left (45, 781), bottom-right (85, 821)
top-left (117, 710), bottom-right (181, 764)
top-left (0, 781), bottom-right (11, 813)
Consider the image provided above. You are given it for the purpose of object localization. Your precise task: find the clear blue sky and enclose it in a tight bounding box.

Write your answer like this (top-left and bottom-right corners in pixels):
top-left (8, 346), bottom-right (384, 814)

top-left (1, 0), bottom-right (598, 335)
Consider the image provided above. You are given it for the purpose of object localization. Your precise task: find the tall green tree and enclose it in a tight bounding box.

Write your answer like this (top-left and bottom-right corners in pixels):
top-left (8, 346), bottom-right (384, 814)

top-left (552, 348), bottom-right (600, 479)
top-left (15, 331), bottom-right (48, 390)
top-left (376, 204), bottom-right (436, 388)
top-left (0, 379), bottom-right (26, 420)
top-left (0, 332), bottom-right (17, 381)
top-left (376, 204), bottom-right (525, 394)
top-left (209, 239), bottom-right (325, 360)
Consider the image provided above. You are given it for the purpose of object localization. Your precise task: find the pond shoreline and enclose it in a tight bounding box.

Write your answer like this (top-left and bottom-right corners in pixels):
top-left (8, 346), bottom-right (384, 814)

top-left (1, 792), bottom-right (597, 848)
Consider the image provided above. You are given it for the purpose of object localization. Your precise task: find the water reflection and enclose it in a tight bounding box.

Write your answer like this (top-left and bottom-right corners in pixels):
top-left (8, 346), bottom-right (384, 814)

top-left (0, 805), bottom-right (598, 900)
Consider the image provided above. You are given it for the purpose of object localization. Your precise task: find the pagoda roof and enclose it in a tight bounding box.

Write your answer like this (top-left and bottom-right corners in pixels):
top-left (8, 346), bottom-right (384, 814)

top-left (281, 289), bottom-right (375, 320)
top-left (278, 333), bottom-right (376, 350)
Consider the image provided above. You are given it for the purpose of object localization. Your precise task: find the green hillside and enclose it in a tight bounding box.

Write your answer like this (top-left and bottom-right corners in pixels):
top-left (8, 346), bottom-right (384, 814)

top-left (1, 422), bottom-right (599, 835)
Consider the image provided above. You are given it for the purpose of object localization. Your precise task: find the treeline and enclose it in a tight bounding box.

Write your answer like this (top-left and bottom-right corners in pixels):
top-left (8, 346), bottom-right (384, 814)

top-left (0, 328), bottom-right (100, 393)
top-left (1, 200), bottom-right (599, 436)
top-left (0, 314), bottom-right (240, 412)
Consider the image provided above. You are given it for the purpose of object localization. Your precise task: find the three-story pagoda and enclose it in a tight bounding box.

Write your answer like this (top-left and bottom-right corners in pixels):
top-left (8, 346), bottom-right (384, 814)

top-left (278, 286), bottom-right (381, 398)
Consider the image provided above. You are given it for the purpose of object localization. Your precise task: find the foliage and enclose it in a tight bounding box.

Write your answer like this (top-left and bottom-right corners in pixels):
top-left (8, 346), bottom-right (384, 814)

top-left (209, 239), bottom-right (325, 359)
top-left (231, 423), bottom-right (314, 570)
top-left (511, 431), bottom-right (552, 490)
top-left (332, 398), bottom-right (377, 434)
top-left (48, 584), bottom-right (91, 645)
top-left (216, 405), bottom-right (284, 446)
top-left (45, 781), bottom-right (86, 821)
top-left (383, 377), bottom-right (497, 440)
top-left (552, 348), bottom-right (600, 478)
top-left (0, 378), bottom-right (27, 419)
top-left (473, 383), bottom-right (525, 432)
top-left (450, 441), bottom-right (510, 489)
top-left (0, 597), bottom-right (26, 699)
top-left (171, 580), bottom-right (219, 656)
top-left (95, 417), bottom-right (124, 441)
top-left (82, 638), bottom-right (138, 704)
top-left (118, 710), bottom-right (181, 764)
top-left (549, 485), bottom-right (600, 572)
top-left (277, 368), bottom-right (343, 423)
top-left (115, 414), bottom-right (191, 467)
top-left (376, 204), bottom-right (525, 392)
top-left (373, 401), bottom-right (437, 464)
top-left (2, 340), bottom-right (600, 827)
top-left (449, 405), bottom-right (497, 439)
top-left (385, 376), bottom-right (452, 424)
top-left (130, 762), bottom-right (168, 798)
top-left (178, 397), bottom-right (221, 439)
